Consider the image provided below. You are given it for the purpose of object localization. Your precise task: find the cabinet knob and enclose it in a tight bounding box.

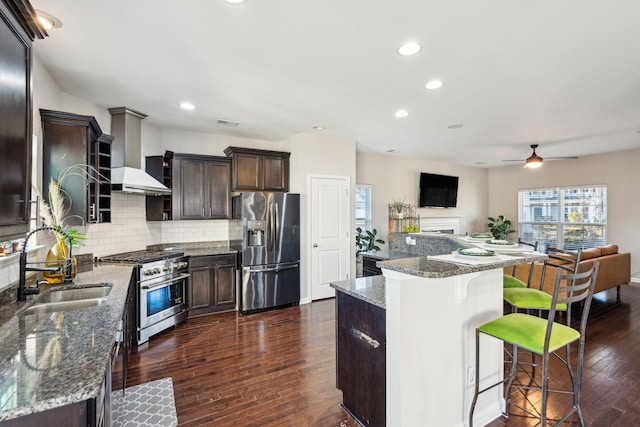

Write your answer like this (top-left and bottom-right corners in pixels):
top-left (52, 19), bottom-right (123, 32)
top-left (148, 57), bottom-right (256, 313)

top-left (313, 243), bottom-right (318, 248)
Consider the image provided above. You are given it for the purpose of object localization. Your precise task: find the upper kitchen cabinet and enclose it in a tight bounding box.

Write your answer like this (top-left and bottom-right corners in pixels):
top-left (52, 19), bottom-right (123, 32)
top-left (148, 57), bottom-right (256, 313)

top-left (145, 151), bottom-right (173, 220)
top-left (0, 0), bottom-right (46, 240)
top-left (224, 146), bottom-right (290, 192)
top-left (41, 110), bottom-right (113, 224)
top-left (146, 152), bottom-right (231, 220)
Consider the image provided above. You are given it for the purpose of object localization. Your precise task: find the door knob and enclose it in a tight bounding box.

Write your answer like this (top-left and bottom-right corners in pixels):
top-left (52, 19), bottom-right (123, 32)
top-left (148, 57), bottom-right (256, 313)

top-left (313, 243), bottom-right (318, 248)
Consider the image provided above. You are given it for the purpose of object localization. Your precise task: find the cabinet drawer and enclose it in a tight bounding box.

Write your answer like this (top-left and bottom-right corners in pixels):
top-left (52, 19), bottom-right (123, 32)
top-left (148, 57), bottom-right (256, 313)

top-left (189, 254), bottom-right (237, 268)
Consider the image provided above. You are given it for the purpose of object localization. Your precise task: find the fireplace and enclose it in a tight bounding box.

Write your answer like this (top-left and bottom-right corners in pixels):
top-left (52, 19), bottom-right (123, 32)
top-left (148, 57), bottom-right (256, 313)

top-left (419, 217), bottom-right (461, 234)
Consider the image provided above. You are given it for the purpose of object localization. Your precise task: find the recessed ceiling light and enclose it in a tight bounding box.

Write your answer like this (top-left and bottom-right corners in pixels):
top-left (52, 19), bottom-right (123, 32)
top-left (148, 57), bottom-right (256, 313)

top-left (448, 124), bottom-right (463, 129)
top-left (180, 102), bottom-right (196, 110)
top-left (225, 0), bottom-right (248, 3)
top-left (35, 10), bottom-right (63, 30)
top-left (397, 42), bottom-right (421, 56)
top-left (425, 80), bottom-right (444, 90)
top-left (395, 109), bottom-right (409, 118)
top-left (312, 126), bottom-right (325, 130)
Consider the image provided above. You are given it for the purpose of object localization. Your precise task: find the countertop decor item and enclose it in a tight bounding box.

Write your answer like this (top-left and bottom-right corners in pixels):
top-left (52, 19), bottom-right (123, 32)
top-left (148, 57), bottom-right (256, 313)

top-left (391, 198), bottom-right (406, 219)
top-left (37, 164), bottom-right (105, 283)
top-left (487, 215), bottom-right (516, 240)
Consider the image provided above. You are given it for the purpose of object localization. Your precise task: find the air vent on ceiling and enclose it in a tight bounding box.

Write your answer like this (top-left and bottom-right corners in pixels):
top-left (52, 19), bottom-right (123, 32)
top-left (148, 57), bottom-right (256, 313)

top-left (216, 119), bottom-right (240, 127)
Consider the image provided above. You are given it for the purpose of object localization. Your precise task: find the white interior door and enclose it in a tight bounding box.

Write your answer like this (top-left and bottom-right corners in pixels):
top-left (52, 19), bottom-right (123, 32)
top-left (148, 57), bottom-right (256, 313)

top-left (310, 175), bottom-right (351, 300)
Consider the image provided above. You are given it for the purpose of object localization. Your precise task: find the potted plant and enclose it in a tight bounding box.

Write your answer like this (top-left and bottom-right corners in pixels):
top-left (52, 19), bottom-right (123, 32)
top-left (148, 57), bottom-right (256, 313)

top-left (487, 215), bottom-right (516, 240)
top-left (355, 227), bottom-right (385, 256)
top-left (391, 198), bottom-right (406, 219)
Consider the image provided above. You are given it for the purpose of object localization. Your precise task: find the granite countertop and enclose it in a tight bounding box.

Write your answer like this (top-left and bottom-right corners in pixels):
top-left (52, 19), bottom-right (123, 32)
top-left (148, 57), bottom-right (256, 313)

top-left (360, 249), bottom-right (419, 261)
top-left (339, 234), bottom-right (548, 307)
top-left (0, 263), bottom-right (134, 421)
top-left (330, 276), bottom-right (386, 309)
top-left (378, 252), bottom-right (547, 278)
top-left (181, 247), bottom-right (238, 257)
top-left (147, 241), bottom-right (238, 258)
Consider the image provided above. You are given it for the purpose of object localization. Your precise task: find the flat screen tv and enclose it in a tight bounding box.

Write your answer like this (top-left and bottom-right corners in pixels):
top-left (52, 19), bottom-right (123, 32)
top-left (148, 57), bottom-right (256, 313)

top-left (419, 173), bottom-right (459, 208)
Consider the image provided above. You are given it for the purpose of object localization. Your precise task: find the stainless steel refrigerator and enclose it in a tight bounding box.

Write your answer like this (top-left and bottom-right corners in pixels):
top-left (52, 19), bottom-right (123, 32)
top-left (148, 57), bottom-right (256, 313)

top-left (235, 192), bottom-right (300, 313)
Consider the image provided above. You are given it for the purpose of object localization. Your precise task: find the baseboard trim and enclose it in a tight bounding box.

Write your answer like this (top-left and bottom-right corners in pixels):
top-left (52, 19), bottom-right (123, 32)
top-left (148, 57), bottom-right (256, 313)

top-left (300, 297), bottom-right (312, 305)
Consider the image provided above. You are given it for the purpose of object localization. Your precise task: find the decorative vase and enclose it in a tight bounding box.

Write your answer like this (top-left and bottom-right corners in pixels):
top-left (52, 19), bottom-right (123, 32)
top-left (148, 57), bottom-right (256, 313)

top-left (43, 238), bottom-right (77, 284)
top-left (397, 212), bottom-right (404, 219)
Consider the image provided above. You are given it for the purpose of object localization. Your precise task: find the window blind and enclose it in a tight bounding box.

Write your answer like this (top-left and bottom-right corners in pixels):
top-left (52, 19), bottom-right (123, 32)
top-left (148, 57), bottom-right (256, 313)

top-left (355, 185), bottom-right (372, 231)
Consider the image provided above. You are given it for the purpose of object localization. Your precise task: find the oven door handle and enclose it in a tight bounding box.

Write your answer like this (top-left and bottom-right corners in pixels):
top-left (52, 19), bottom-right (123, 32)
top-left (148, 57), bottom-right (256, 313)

top-left (141, 273), bottom-right (191, 290)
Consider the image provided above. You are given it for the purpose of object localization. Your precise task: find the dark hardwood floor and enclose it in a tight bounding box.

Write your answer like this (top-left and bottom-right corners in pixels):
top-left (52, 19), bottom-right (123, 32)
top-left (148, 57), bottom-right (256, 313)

top-left (488, 284), bottom-right (640, 427)
top-left (121, 284), bottom-right (640, 426)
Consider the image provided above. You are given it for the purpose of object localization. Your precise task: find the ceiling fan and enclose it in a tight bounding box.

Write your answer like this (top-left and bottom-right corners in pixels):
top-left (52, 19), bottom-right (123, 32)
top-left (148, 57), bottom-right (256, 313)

top-left (503, 144), bottom-right (578, 168)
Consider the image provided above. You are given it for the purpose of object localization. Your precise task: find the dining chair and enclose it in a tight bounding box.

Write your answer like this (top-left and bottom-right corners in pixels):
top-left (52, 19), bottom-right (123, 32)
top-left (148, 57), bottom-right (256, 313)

top-left (470, 261), bottom-right (600, 427)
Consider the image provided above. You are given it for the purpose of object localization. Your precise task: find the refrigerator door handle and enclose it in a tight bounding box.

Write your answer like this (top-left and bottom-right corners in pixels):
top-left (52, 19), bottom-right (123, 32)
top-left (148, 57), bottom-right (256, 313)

top-left (268, 202), bottom-right (274, 252)
top-left (242, 263), bottom-right (299, 273)
top-left (275, 202), bottom-right (280, 250)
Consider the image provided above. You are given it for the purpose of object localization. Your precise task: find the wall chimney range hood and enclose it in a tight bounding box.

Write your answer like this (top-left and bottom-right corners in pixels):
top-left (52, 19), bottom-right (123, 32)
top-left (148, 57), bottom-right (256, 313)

top-left (109, 107), bottom-right (170, 195)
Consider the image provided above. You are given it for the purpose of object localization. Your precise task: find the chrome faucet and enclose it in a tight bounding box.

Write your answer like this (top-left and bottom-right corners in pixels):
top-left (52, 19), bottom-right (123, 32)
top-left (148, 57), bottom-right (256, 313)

top-left (18, 226), bottom-right (73, 302)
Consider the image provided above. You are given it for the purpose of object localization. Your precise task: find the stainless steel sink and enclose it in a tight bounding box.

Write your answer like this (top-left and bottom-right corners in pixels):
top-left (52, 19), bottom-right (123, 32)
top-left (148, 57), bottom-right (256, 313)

top-left (36, 285), bottom-right (113, 304)
top-left (22, 298), bottom-right (108, 315)
top-left (21, 284), bottom-right (113, 316)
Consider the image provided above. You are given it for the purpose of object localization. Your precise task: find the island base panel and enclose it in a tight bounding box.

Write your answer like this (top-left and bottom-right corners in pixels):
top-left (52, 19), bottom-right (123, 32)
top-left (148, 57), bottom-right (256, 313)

top-left (337, 291), bottom-right (386, 426)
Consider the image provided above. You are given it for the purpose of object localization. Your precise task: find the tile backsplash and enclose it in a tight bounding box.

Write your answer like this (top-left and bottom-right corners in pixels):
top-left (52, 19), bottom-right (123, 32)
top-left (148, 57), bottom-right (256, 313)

top-left (0, 192), bottom-right (240, 291)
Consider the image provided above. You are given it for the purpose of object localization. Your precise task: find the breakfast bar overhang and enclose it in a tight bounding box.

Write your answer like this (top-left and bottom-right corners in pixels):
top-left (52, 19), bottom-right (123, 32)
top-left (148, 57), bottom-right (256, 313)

top-left (332, 236), bottom-right (546, 427)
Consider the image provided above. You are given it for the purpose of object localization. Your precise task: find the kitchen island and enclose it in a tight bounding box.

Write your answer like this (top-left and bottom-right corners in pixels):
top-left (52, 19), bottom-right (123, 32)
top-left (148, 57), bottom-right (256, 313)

top-left (0, 263), bottom-right (134, 425)
top-left (332, 233), bottom-right (547, 427)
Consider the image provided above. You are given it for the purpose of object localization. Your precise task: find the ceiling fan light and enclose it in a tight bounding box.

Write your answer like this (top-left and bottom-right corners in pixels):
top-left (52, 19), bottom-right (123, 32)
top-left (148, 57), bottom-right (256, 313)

top-left (524, 157), bottom-right (543, 168)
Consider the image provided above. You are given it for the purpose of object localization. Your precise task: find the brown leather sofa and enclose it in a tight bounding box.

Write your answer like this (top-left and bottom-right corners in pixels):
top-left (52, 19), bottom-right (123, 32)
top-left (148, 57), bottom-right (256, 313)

top-left (506, 244), bottom-right (631, 301)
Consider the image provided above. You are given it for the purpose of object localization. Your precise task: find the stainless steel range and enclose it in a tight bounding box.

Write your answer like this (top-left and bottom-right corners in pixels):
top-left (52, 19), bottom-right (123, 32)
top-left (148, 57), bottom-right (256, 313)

top-left (100, 250), bottom-right (189, 344)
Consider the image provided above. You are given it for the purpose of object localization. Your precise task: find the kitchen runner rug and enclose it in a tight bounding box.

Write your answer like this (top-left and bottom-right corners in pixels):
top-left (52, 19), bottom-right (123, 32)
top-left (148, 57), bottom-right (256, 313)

top-left (112, 377), bottom-right (178, 427)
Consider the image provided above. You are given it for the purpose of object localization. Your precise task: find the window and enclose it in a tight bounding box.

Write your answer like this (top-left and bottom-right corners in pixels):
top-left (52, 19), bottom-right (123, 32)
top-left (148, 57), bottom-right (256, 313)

top-left (518, 186), bottom-right (607, 251)
top-left (355, 185), bottom-right (372, 231)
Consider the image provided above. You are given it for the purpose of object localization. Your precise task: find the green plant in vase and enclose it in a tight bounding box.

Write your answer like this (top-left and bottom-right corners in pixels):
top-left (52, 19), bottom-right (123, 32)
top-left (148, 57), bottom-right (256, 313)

top-left (36, 164), bottom-right (100, 283)
top-left (487, 215), bottom-right (516, 240)
top-left (355, 227), bottom-right (385, 256)
top-left (391, 198), bottom-right (406, 219)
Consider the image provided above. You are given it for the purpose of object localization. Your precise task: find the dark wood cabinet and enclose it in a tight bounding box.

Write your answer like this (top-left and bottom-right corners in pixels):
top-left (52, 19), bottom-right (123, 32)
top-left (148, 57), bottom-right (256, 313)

top-left (88, 359), bottom-right (111, 427)
top-left (113, 272), bottom-right (136, 393)
top-left (41, 110), bottom-right (113, 224)
top-left (146, 153), bottom-right (231, 221)
top-left (145, 151), bottom-right (173, 220)
top-left (336, 291), bottom-right (386, 427)
top-left (362, 255), bottom-right (383, 277)
top-left (188, 254), bottom-right (237, 316)
top-left (224, 146), bottom-right (290, 192)
top-left (0, 0), bottom-right (45, 241)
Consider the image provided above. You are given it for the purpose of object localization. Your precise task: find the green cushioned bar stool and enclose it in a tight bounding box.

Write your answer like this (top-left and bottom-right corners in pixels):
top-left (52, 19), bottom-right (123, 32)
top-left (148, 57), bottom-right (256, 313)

top-left (502, 239), bottom-right (538, 289)
top-left (470, 261), bottom-right (600, 427)
top-left (503, 246), bottom-right (582, 312)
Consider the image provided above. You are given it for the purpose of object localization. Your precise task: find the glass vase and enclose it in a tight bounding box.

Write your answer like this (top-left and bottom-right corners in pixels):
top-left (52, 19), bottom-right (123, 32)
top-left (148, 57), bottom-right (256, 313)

top-left (43, 238), bottom-right (77, 284)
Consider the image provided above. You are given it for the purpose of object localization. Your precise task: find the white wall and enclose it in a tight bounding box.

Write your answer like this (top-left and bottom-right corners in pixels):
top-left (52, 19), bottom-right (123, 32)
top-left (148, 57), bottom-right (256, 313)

top-left (356, 152), bottom-right (490, 241)
top-left (284, 133), bottom-right (357, 302)
top-left (488, 148), bottom-right (640, 275)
